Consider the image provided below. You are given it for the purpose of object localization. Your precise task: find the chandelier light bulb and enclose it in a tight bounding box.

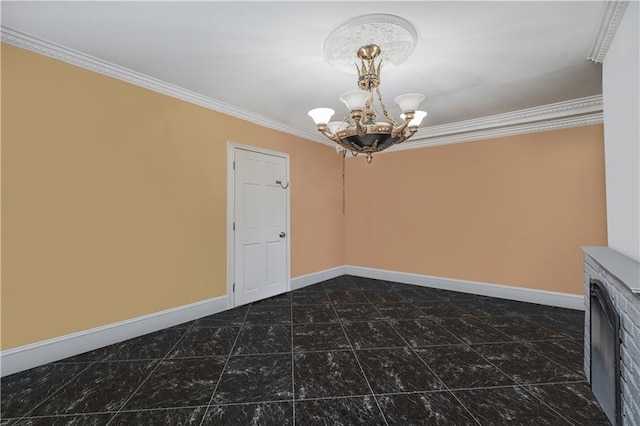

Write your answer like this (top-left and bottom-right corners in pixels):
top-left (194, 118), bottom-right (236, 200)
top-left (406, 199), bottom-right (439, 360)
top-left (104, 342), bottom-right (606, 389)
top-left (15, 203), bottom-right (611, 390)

top-left (401, 110), bottom-right (428, 127)
top-left (308, 108), bottom-right (335, 125)
top-left (327, 121), bottom-right (349, 134)
top-left (339, 90), bottom-right (370, 111)
top-left (394, 93), bottom-right (425, 113)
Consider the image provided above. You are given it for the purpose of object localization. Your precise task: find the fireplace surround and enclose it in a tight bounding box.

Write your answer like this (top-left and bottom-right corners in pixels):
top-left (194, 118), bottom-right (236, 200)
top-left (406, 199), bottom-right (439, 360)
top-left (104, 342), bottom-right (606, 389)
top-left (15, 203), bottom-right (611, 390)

top-left (583, 247), bottom-right (640, 426)
top-left (589, 278), bottom-right (622, 425)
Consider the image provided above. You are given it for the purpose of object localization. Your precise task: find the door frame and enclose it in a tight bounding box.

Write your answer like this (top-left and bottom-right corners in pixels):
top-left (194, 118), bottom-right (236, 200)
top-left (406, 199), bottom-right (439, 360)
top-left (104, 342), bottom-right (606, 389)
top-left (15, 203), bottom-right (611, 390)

top-left (226, 141), bottom-right (291, 309)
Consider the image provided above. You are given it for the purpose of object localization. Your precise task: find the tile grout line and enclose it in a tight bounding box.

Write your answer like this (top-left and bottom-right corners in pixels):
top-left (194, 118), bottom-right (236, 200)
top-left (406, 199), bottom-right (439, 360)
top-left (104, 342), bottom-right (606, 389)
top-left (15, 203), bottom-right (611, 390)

top-left (15, 406), bottom-right (206, 421)
top-left (475, 315), bottom-right (576, 343)
top-left (10, 358), bottom-right (112, 424)
top-left (322, 276), bottom-right (390, 426)
top-left (517, 382), bottom-right (592, 425)
top-left (12, 378), bottom-right (591, 422)
top-left (105, 320), bottom-right (201, 425)
top-left (365, 294), bottom-right (483, 426)
top-left (462, 339), bottom-right (584, 424)
top-left (290, 294), bottom-right (296, 426)
top-left (449, 313), bottom-right (585, 423)
top-left (5, 278), bottom-right (592, 424)
top-left (371, 293), bottom-right (481, 409)
top-left (197, 304), bottom-right (252, 426)
top-left (516, 338), bottom-right (589, 375)
top-left (456, 316), bottom-right (522, 344)
top-left (465, 342), bottom-right (529, 387)
top-left (463, 341), bottom-right (586, 424)
top-left (466, 340), bottom-right (584, 387)
top-left (12, 323), bottom-right (193, 423)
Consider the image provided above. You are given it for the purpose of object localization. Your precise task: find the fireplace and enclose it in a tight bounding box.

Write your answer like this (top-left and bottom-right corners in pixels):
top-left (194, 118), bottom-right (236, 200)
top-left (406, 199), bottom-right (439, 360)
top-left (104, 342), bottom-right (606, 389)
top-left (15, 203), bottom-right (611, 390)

top-left (590, 279), bottom-right (621, 426)
top-left (583, 247), bottom-right (640, 426)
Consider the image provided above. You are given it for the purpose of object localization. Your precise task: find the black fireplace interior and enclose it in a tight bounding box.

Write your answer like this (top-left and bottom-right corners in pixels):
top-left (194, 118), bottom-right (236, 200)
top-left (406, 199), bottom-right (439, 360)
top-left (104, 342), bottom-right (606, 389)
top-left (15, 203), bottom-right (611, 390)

top-left (590, 279), bottom-right (621, 426)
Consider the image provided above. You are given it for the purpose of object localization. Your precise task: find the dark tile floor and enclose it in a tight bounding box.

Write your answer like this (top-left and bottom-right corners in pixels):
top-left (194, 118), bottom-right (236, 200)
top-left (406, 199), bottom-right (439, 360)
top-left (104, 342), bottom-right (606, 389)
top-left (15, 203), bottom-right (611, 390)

top-left (1, 275), bottom-right (610, 425)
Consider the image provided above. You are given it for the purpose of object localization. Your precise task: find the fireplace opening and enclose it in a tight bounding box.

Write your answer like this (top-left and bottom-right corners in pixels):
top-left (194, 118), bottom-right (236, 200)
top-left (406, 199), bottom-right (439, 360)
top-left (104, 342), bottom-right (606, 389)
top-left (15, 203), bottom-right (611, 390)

top-left (590, 279), bottom-right (621, 426)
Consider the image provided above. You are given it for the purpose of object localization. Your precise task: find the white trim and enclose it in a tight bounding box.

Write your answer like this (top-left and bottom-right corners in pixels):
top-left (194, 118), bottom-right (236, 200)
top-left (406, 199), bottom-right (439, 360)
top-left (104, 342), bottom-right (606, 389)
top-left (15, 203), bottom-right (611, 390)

top-left (0, 27), bottom-right (331, 147)
top-left (587, 1), bottom-right (630, 63)
top-left (345, 265), bottom-right (584, 310)
top-left (226, 142), bottom-right (291, 308)
top-left (0, 265), bottom-right (585, 376)
top-left (412, 95), bottom-right (602, 140)
top-left (0, 296), bottom-right (228, 377)
top-left (226, 142), bottom-right (236, 309)
top-left (386, 112), bottom-right (604, 152)
top-left (291, 266), bottom-right (347, 291)
top-left (582, 247), bottom-right (640, 294)
top-left (2, 26), bottom-right (605, 153)
top-left (229, 142), bottom-right (293, 163)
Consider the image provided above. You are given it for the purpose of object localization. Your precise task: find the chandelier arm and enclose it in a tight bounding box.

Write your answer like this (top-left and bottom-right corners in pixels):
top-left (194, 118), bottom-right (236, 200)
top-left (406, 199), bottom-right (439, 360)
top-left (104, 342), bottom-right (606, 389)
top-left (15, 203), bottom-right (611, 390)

top-left (391, 120), bottom-right (410, 138)
top-left (408, 126), bottom-right (419, 137)
top-left (392, 108), bottom-right (417, 137)
top-left (396, 126), bottom-right (418, 144)
top-left (318, 127), bottom-right (341, 143)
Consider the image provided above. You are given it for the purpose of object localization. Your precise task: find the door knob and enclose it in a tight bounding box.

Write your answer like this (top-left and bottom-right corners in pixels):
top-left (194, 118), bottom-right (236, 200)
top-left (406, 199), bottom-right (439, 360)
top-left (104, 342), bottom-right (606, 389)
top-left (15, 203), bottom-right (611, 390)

top-left (279, 232), bottom-right (286, 238)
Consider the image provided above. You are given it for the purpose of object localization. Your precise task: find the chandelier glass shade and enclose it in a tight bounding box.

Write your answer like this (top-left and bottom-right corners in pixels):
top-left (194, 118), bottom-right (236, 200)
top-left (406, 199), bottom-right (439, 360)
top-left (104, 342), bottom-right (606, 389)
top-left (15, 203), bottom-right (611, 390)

top-left (308, 44), bottom-right (427, 163)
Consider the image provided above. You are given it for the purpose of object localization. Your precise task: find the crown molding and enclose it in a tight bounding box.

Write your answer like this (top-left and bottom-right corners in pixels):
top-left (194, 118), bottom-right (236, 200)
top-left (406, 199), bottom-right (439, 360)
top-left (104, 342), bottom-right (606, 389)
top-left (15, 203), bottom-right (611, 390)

top-left (386, 111), bottom-right (604, 153)
top-left (587, 1), bottom-right (630, 63)
top-left (0, 27), bottom-right (333, 147)
top-left (2, 26), bottom-right (604, 153)
top-left (413, 95), bottom-right (603, 141)
top-left (342, 95), bottom-right (603, 156)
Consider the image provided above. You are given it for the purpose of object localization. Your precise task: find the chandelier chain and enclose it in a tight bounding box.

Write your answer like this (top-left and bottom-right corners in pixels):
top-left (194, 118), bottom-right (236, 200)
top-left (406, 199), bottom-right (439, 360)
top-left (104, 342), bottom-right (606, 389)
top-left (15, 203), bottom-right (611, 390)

top-left (375, 87), bottom-right (398, 126)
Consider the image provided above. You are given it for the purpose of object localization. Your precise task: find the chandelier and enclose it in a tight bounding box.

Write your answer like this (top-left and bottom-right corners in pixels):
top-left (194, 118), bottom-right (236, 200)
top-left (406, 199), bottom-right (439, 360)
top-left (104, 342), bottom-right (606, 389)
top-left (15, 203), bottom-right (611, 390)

top-left (308, 43), bottom-right (427, 164)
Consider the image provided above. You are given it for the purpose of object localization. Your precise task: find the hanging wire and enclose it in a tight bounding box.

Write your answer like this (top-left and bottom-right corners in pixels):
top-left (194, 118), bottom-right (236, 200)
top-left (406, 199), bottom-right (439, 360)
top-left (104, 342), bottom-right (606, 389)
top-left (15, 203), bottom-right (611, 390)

top-left (342, 153), bottom-right (346, 214)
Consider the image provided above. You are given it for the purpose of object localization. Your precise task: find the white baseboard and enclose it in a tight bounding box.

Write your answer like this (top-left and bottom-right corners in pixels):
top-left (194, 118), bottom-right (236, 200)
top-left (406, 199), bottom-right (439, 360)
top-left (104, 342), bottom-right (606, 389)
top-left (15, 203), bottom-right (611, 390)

top-left (1, 265), bottom-right (583, 376)
top-left (1, 295), bottom-right (228, 377)
top-left (345, 265), bottom-right (584, 310)
top-left (291, 266), bottom-right (346, 290)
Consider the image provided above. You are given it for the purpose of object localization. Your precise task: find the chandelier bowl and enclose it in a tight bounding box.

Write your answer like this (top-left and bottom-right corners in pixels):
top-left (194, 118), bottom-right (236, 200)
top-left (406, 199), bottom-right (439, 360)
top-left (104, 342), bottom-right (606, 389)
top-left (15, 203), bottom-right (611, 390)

top-left (339, 133), bottom-right (402, 153)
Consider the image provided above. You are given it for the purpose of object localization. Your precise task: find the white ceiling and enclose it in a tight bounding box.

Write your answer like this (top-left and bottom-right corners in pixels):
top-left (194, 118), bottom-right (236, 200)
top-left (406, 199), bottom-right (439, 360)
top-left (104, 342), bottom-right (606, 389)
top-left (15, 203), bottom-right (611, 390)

top-left (2, 1), bottom-right (605, 143)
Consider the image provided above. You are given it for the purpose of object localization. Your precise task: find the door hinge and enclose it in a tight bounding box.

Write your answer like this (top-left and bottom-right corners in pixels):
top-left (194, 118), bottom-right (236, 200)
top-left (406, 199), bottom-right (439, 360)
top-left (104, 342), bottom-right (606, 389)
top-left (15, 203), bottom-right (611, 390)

top-left (233, 283), bottom-right (235, 292)
top-left (233, 222), bottom-right (235, 231)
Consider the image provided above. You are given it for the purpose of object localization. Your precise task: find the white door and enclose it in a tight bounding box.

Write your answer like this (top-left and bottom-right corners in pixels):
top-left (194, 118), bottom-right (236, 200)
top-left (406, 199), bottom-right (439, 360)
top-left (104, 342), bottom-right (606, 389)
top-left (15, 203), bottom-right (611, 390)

top-left (234, 148), bottom-right (289, 306)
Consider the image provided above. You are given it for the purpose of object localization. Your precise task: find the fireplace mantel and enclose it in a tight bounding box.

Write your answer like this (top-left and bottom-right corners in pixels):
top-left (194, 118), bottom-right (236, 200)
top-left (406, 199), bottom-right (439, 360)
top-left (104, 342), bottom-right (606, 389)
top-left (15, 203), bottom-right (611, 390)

top-left (582, 247), bottom-right (639, 295)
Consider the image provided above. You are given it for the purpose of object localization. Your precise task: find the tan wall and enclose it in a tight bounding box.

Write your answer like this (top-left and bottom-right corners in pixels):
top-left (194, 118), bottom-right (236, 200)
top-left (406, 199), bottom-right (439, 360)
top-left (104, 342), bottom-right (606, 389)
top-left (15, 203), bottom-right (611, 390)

top-left (345, 125), bottom-right (608, 295)
top-left (1, 43), bottom-right (609, 351)
top-left (1, 44), bottom-right (344, 350)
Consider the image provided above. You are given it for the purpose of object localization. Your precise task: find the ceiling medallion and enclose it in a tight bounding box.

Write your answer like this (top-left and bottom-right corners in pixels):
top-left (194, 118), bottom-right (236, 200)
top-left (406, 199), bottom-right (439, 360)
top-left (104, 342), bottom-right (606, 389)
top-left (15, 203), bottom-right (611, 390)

top-left (309, 15), bottom-right (426, 163)
top-left (323, 14), bottom-right (419, 74)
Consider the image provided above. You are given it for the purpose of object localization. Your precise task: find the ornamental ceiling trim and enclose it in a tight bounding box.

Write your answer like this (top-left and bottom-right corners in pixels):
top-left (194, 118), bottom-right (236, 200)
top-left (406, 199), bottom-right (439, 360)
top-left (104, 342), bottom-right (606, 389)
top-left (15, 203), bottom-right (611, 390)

top-left (587, 1), bottom-right (630, 63)
top-left (0, 27), bottom-right (330, 147)
top-left (384, 111), bottom-right (604, 153)
top-left (2, 26), bottom-right (604, 153)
